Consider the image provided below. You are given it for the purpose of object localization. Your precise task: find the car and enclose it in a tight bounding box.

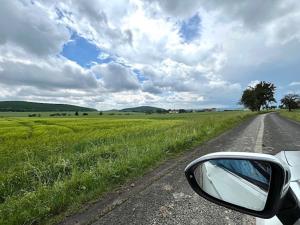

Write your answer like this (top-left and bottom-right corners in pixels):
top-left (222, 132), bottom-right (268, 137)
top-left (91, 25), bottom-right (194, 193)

top-left (185, 151), bottom-right (300, 225)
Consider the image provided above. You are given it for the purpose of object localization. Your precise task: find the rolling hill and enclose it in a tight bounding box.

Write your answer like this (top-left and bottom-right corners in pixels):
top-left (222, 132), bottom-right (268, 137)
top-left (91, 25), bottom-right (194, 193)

top-left (120, 106), bottom-right (167, 113)
top-left (0, 101), bottom-right (97, 112)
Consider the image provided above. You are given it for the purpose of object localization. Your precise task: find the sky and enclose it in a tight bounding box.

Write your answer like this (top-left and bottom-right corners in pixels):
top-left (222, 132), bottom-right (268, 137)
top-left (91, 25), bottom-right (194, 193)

top-left (0, 0), bottom-right (300, 110)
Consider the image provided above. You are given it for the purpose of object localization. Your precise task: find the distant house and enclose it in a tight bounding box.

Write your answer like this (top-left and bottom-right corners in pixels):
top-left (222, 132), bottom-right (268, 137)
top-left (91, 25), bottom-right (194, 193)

top-left (168, 109), bottom-right (179, 114)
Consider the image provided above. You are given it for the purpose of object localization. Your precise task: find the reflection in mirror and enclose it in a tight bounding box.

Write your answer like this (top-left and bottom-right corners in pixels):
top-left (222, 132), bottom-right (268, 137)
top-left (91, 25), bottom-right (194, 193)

top-left (194, 159), bottom-right (272, 211)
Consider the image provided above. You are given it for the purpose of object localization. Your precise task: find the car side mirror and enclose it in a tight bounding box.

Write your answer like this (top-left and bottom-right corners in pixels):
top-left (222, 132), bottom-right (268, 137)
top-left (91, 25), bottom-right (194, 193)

top-left (185, 152), bottom-right (290, 219)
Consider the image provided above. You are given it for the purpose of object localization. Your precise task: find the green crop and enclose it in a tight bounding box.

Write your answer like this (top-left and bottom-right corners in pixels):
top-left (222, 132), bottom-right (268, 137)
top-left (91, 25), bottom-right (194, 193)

top-left (0, 111), bottom-right (254, 225)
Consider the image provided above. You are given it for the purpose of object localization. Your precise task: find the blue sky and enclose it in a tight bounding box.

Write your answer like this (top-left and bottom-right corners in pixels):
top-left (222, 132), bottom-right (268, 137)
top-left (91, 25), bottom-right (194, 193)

top-left (0, 0), bottom-right (299, 110)
top-left (62, 33), bottom-right (150, 84)
top-left (179, 14), bottom-right (201, 43)
top-left (62, 33), bottom-right (112, 67)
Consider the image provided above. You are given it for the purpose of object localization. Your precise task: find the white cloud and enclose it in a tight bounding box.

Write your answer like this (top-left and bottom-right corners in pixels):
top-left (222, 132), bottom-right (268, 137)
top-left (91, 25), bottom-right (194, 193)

top-left (266, 12), bottom-right (300, 45)
top-left (0, 56), bottom-right (98, 90)
top-left (98, 52), bottom-right (110, 60)
top-left (0, 0), bottom-right (299, 109)
top-left (92, 62), bottom-right (140, 92)
top-left (146, 0), bottom-right (202, 18)
top-left (54, 0), bottom-right (133, 50)
top-left (248, 80), bottom-right (260, 88)
top-left (289, 82), bottom-right (300, 86)
top-left (0, 0), bottom-right (70, 56)
top-left (166, 92), bottom-right (204, 103)
top-left (197, 0), bottom-right (299, 30)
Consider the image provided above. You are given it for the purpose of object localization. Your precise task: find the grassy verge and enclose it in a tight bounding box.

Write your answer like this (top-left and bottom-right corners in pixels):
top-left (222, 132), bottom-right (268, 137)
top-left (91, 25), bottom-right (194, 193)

top-left (0, 111), bottom-right (255, 225)
top-left (279, 110), bottom-right (300, 122)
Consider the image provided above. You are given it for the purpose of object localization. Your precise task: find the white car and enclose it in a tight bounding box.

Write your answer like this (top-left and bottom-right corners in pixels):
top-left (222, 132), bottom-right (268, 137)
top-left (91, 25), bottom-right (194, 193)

top-left (185, 151), bottom-right (300, 225)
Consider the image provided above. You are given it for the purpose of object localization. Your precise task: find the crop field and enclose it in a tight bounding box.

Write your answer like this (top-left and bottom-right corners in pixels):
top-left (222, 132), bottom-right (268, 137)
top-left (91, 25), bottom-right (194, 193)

top-left (0, 111), bottom-right (254, 225)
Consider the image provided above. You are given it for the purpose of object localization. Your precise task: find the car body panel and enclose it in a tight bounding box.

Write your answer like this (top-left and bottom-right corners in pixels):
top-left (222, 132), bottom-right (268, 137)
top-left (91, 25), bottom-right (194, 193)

top-left (284, 151), bottom-right (300, 181)
top-left (256, 151), bottom-right (300, 225)
top-left (256, 216), bottom-right (283, 225)
top-left (185, 151), bottom-right (300, 225)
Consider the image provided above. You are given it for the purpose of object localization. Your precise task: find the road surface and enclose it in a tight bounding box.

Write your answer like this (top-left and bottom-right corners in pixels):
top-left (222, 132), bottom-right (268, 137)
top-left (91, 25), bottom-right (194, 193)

top-left (60, 113), bottom-right (300, 225)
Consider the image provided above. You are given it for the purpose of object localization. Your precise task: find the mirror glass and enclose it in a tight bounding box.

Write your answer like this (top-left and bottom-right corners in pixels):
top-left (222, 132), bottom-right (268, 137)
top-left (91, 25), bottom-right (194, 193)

top-left (194, 159), bottom-right (272, 211)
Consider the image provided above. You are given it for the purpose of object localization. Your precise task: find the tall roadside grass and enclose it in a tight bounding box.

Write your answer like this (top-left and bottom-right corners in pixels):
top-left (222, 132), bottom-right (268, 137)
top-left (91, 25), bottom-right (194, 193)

top-left (0, 111), bottom-right (255, 225)
top-left (279, 110), bottom-right (300, 122)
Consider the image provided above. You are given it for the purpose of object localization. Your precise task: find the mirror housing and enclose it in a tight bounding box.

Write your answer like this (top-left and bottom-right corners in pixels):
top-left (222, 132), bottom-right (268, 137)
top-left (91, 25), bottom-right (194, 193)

top-left (185, 152), bottom-right (290, 219)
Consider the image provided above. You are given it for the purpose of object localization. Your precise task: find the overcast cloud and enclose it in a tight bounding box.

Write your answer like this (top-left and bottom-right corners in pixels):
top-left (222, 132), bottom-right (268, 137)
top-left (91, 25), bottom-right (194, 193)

top-left (0, 0), bottom-right (299, 110)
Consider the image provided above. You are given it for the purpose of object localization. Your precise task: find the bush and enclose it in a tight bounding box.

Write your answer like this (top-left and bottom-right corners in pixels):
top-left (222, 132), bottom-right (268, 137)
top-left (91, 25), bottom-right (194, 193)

top-left (50, 113), bottom-right (61, 117)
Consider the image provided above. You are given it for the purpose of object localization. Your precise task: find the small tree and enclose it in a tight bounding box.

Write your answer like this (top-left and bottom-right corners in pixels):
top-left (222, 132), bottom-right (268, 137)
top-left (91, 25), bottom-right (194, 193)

top-left (281, 94), bottom-right (300, 111)
top-left (99, 111), bottom-right (103, 115)
top-left (240, 88), bottom-right (258, 111)
top-left (75, 111), bottom-right (79, 116)
top-left (255, 81), bottom-right (276, 109)
top-left (240, 81), bottom-right (276, 111)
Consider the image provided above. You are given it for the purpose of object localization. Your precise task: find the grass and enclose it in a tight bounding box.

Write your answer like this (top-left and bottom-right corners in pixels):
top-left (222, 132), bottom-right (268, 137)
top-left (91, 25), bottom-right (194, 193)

top-left (279, 109), bottom-right (300, 122)
top-left (0, 111), bottom-right (255, 225)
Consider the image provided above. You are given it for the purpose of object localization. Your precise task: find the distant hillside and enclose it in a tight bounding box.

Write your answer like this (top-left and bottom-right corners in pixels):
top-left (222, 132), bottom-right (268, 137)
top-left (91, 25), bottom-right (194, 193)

top-left (0, 101), bottom-right (97, 112)
top-left (120, 106), bottom-right (167, 113)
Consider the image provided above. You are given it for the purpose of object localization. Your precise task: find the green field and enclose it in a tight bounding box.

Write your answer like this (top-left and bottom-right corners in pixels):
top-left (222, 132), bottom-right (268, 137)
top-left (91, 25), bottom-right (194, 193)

top-left (0, 111), bottom-right (254, 225)
top-left (280, 110), bottom-right (300, 121)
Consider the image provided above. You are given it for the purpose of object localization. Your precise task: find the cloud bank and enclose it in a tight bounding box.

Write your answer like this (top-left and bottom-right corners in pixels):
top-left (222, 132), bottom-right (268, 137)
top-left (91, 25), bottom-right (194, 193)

top-left (0, 0), bottom-right (300, 109)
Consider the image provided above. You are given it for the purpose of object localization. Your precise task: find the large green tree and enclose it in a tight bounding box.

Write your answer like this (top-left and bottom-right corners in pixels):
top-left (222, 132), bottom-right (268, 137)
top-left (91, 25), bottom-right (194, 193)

top-left (280, 94), bottom-right (300, 111)
top-left (240, 81), bottom-right (276, 111)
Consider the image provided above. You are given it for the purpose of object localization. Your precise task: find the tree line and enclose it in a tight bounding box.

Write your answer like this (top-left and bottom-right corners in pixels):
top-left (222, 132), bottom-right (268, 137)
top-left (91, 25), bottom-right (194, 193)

top-left (240, 81), bottom-right (300, 112)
